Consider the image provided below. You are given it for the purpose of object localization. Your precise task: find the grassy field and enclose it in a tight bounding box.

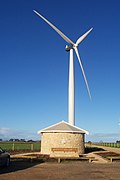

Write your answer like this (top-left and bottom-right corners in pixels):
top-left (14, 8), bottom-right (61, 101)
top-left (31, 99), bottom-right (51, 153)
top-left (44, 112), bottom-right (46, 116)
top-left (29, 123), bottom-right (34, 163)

top-left (0, 141), bottom-right (41, 151)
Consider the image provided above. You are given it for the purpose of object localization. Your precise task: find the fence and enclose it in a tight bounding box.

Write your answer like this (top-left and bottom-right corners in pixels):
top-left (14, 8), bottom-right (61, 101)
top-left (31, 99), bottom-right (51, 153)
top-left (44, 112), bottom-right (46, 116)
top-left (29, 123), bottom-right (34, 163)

top-left (94, 142), bottom-right (120, 148)
top-left (0, 142), bottom-right (41, 151)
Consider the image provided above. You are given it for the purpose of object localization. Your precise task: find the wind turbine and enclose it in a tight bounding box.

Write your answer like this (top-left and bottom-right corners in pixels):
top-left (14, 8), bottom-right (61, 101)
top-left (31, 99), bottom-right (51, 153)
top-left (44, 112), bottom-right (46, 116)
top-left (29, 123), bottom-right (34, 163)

top-left (33, 10), bottom-right (93, 126)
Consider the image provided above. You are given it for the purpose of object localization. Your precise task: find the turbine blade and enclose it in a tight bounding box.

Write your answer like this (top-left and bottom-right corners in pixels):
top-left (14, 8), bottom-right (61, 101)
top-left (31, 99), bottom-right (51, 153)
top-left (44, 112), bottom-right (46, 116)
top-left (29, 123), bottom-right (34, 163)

top-left (33, 10), bottom-right (75, 45)
top-left (74, 47), bottom-right (91, 100)
top-left (76, 28), bottom-right (93, 46)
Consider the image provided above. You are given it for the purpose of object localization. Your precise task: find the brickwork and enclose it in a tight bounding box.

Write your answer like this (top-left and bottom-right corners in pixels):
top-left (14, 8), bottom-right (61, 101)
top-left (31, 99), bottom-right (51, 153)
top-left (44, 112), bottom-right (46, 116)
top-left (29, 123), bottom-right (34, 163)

top-left (41, 132), bottom-right (85, 157)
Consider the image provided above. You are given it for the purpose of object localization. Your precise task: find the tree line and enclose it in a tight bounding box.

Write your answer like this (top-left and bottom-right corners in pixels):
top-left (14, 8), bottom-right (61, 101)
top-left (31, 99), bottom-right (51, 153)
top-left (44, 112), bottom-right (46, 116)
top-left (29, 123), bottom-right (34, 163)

top-left (0, 138), bottom-right (39, 142)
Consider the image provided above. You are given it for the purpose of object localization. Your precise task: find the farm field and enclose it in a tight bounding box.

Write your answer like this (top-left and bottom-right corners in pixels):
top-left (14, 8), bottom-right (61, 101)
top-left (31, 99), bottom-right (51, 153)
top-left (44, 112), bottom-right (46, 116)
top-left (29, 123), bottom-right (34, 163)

top-left (0, 141), bottom-right (41, 152)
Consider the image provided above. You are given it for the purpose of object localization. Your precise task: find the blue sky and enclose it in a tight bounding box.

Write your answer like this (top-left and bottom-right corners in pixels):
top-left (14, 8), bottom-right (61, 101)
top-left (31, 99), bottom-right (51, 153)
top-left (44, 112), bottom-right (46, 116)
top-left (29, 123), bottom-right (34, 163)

top-left (0, 0), bottom-right (120, 142)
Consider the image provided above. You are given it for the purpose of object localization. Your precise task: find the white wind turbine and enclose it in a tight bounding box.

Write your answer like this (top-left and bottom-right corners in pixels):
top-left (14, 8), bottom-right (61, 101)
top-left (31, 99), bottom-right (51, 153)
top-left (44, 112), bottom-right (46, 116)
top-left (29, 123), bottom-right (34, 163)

top-left (33, 10), bottom-right (93, 126)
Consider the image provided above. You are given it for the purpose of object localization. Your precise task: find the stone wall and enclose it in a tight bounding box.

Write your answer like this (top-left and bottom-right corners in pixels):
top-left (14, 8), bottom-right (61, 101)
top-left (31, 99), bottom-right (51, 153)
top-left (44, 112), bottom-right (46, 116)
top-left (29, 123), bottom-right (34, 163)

top-left (41, 132), bottom-right (85, 157)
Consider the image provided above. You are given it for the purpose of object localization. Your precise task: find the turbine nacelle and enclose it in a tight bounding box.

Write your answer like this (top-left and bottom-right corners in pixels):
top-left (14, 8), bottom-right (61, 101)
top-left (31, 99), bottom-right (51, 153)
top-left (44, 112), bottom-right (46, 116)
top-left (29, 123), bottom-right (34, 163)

top-left (65, 45), bottom-right (73, 52)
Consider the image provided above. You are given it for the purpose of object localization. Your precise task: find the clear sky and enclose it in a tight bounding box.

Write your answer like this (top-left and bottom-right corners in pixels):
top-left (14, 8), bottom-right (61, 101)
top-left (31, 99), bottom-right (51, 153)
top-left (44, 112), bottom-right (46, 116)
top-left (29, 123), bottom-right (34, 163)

top-left (0, 0), bottom-right (120, 142)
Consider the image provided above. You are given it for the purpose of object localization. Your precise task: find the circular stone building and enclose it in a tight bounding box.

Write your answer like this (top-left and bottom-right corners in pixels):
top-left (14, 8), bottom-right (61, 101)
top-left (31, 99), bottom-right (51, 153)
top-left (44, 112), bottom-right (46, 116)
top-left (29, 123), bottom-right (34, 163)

top-left (38, 121), bottom-right (88, 157)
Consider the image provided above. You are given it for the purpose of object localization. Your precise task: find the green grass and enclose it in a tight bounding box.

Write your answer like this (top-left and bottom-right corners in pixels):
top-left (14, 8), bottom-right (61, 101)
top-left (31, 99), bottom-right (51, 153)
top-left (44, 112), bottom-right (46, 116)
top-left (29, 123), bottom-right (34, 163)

top-left (0, 142), bottom-right (13, 150)
top-left (0, 142), bottom-right (41, 151)
top-left (100, 143), bottom-right (120, 148)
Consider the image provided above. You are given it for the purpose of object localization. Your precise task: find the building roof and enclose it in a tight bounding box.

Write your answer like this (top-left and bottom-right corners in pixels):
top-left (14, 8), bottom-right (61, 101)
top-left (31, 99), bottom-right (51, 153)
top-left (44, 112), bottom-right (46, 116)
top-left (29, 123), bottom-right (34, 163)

top-left (38, 120), bottom-right (89, 134)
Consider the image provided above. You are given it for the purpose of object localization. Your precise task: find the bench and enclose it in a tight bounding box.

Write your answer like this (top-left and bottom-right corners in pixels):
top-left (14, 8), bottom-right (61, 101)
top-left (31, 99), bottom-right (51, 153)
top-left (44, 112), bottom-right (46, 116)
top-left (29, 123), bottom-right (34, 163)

top-left (56, 157), bottom-right (95, 163)
top-left (11, 155), bottom-right (37, 162)
top-left (51, 148), bottom-right (78, 153)
top-left (107, 156), bottom-right (120, 163)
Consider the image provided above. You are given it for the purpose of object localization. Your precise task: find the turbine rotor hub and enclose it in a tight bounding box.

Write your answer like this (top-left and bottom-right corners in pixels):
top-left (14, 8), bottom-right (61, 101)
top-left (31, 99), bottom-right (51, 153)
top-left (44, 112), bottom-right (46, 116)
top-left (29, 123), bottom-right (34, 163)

top-left (65, 45), bottom-right (73, 52)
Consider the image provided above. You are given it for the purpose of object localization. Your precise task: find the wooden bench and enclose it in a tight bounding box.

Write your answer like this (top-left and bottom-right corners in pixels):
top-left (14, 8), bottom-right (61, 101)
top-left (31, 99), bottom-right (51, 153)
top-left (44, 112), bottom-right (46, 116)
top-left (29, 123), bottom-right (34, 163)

top-left (56, 156), bottom-right (95, 163)
top-left (51, 148), bottom-right (78, 153)
top-left (11, 155), bottom-right (37, 162)
top-left (107, 156), bottom-right (120, 163)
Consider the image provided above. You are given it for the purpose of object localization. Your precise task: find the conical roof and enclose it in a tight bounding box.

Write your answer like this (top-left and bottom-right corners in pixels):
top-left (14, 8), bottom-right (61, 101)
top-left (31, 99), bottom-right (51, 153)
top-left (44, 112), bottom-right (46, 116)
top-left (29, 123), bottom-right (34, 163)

top-left (38, 120), bottom-right (89, 134)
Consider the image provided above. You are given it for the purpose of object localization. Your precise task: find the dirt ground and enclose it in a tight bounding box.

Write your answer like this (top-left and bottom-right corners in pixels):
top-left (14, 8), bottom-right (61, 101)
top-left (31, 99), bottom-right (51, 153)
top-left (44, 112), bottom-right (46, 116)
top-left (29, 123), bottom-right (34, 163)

top-left (0, 160), bottom-right (120, 180)
top-left (90, 144), bottom-right (120, 155)
top-left (1, 145), bottom-right (120, 180)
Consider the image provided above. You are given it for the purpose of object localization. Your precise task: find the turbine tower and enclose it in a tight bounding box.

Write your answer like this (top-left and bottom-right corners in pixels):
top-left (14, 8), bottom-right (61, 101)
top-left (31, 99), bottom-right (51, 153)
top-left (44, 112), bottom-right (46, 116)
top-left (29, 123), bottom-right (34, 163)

top-left (33, 10), bottom-right (92, 126)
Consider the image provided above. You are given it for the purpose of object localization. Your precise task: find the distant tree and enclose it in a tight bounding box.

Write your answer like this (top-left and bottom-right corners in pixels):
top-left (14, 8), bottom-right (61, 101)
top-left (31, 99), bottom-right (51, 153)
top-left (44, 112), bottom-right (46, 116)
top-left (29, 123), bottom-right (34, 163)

top-left (20, 139), bottom-right (26, 142)
top-left (9, 139), bottom-right (20, 142)
top-left (116, 140), bottom-right (120, 143)
top-left (27, 139), bottom-right (34, 142)
top-left (0, 139), bottom-right (2, 141)
top-left (88, 141), bottom-right (92, 145)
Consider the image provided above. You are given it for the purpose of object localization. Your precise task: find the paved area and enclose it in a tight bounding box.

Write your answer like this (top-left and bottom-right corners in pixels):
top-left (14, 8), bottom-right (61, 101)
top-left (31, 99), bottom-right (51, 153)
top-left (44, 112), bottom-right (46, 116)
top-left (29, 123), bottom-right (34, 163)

top-left (0, 161), bottom-right (120, 180)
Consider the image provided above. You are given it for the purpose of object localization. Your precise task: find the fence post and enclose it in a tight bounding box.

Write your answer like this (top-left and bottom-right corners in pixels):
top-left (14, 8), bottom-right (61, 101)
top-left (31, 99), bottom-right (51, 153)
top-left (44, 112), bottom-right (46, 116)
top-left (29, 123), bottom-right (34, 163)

top-left (12, 143), bottom-right (15, 151)
top-left (31, 144), bottom-right (34, 151)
